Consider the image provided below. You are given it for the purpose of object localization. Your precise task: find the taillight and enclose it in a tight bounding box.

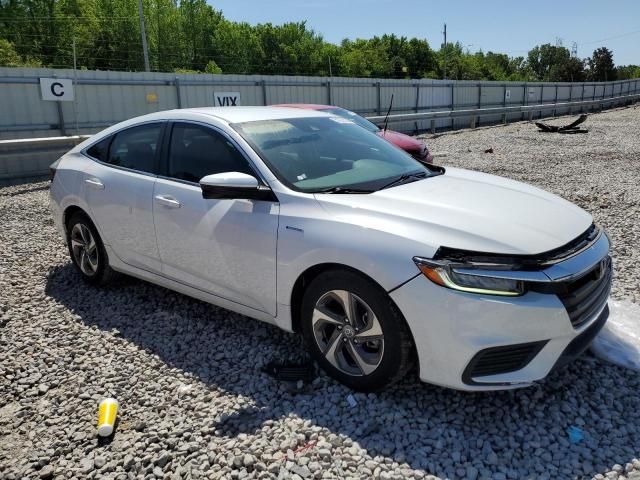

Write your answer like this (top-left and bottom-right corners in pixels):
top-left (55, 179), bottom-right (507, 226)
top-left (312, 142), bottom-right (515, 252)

top-left (49, 158), bottom-right (61, 181)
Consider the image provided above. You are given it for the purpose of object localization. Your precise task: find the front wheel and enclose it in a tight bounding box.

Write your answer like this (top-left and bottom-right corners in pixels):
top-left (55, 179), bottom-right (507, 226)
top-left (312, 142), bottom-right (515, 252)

top-left (301, 270), bottom-right (415, 392)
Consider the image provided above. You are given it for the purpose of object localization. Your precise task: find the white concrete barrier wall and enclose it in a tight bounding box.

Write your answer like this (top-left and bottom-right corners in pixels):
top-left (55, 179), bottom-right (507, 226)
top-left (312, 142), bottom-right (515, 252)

top-left (1, 67), bottom-right (638, 139)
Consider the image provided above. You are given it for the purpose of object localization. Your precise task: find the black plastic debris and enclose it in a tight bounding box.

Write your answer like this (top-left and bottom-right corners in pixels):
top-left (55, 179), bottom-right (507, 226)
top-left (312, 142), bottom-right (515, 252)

top-left (262, 360), bottom-right (316, 383)
top-left (535, 114), bottom-right (588, 134)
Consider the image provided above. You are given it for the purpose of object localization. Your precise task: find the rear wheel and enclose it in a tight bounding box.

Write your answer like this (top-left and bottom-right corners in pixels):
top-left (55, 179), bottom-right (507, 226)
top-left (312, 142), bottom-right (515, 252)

top-left (66, 212), bottom-right (113, 285)
top-left (301, 270), bottom-right (415, 391)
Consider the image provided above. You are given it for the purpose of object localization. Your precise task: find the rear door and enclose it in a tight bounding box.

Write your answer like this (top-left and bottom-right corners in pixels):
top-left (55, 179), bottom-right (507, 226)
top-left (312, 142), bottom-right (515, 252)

top-left (83, 122), bottom-right (164, 272)
top-left (152, 121), bottom-right (279, 315)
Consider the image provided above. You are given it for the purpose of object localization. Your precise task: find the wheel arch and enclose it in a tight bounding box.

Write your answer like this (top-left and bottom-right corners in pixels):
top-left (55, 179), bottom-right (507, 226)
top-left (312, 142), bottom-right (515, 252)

top-left (289, 262), bottom-right (406, 335)
top-left (63, 205), bottom-right (92, 232)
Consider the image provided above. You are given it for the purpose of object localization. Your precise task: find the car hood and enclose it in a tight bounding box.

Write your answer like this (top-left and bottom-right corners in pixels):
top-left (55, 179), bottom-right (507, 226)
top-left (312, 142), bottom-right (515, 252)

top-left (314, 167), bottom-right (592, 255)
top-left (376, 129), bottom-right (424, 151)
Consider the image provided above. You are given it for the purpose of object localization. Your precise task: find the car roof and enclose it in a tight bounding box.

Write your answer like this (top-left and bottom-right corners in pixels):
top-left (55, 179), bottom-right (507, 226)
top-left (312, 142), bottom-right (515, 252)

top-left (124, 106), bottom-right (332, 127)
top-left (175, 106), bottom-right (330, 123)
top-left (273, 103), bottom-right (338, 111)
top-left (76, 107), bottom-right (335, 151)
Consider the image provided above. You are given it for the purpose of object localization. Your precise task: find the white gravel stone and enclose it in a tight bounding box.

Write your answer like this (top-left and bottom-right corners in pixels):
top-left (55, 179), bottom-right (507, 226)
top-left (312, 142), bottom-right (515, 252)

top-left (1, 106), bottom-right (640, 480)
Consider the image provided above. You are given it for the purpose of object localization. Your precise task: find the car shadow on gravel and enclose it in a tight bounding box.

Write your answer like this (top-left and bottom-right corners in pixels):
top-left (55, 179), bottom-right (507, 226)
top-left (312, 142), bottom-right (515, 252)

top-left (45, 263), bottom-right (640, 479)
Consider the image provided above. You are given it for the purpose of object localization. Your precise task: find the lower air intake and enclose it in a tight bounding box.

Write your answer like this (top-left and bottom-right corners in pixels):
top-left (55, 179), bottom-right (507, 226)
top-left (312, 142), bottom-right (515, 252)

top-left (463, 341), bottom-right (548, 382)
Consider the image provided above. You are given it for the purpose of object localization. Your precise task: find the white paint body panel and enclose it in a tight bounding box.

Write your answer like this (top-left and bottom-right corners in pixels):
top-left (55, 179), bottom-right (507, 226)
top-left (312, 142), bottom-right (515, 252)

top-left (152, 177), bottom-right (279, 315)
top-left (82, 158), bottom-right (161, 272)
top-left (49, 107), bottom-right (609, 391)
top-left (390, 273), bottom-right (609, 390)
top-left (315, 167), bottom-right (592, 256)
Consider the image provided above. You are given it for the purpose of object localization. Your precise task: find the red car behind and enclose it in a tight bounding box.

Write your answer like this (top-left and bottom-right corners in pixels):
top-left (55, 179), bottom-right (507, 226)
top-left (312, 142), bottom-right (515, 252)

top-left (274, 104), bottom-right (433, 164)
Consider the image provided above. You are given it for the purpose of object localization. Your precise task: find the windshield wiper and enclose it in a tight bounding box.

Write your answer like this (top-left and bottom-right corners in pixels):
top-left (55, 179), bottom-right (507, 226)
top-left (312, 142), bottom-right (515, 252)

top-left (378, 171), bottom-right (428, 190)
top-left (311, 186), bottom-right (374, 194)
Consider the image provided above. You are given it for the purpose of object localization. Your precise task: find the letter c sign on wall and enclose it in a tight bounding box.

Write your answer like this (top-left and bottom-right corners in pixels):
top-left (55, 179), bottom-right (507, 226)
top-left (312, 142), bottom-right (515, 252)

top-left (40, 78), bottom-right (75, 101)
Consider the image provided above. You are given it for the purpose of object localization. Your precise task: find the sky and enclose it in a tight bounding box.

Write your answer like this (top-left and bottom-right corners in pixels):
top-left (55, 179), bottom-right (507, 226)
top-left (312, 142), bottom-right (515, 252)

top-left (212, 0), bottom-right (640, 65)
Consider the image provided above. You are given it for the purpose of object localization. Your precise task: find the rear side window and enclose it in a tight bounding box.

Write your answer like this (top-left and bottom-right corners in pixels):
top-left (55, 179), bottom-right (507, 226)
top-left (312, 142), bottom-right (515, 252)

top-left (105, 123), bottom-right (162, 174)
top-left (86, 136), bottom-right (111, 162)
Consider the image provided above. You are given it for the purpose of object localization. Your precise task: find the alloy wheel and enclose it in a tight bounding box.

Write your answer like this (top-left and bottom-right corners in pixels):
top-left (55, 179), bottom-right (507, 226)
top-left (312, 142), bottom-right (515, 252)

top-left (70, 223), bottom-right (99, 276)
top-left (312, 289), bottom-right (384, 376)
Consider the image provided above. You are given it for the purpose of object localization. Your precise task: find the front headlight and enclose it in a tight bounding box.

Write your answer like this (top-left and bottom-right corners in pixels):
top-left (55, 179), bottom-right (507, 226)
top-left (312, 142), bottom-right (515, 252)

top-left (413, 258), bottom-right (524, 296)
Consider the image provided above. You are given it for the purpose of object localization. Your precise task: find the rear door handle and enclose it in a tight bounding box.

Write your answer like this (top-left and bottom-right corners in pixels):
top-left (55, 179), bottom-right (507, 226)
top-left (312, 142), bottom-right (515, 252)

top-left (154, 194), bottom-right (181, 209)
top-left (85, 177), bottom-right (104, 189)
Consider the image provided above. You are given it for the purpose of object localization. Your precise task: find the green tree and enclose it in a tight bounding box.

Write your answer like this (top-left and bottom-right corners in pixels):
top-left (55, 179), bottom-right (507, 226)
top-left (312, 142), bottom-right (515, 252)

top-left (338, 38), bottom-right (391, 77)
top-left (212, 20), bottom-right (262, 74)
top-left (587, 47), bottom-right (616, 81)
top-left (204, 59), bottom-right (222, 74)
top-left (527, 44), bottom-right (570, 81)
top-left (0, 0), bottom-right (626, 81)
top-left (0, 39), bottom-right (22, 66)
top-left (616, 65), bottom-right (640, 80)
top-left (178, 0), bottom-right (222, 71)
top-left (404, 38), bottom-right (436, 79)
top-left (254, 22), bottom-right (327, 75)
top-left (147, 0), bottom-right (186, 72)
top-left (562, 57), bottom-right (586, 82)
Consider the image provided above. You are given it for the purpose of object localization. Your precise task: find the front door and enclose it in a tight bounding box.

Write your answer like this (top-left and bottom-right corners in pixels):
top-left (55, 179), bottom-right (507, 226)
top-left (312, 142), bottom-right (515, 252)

top-left (152, 122), bottom-right (279, 315)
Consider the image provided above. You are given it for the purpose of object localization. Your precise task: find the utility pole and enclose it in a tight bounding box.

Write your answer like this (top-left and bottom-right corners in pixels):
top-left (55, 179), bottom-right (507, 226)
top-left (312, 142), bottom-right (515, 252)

top-left (72, 37), bottom-right (78, 134)
top-left (443, 23), bottom-right (447, 80)
top-left (328, 56), bottom-right (332, 77)
top-left (137, 0), bottom-right (150, 72)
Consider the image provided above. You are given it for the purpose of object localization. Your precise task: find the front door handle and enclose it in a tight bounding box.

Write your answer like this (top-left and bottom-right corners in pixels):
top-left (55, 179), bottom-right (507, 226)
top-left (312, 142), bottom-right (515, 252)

top-left (85, 177), bottom-right (104, 189)
top-left (154, 194), bottom-right (181, 209)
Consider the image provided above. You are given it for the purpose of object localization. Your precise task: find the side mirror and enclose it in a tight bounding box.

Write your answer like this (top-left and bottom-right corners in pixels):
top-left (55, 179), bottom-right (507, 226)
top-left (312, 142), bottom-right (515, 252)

top-left (199, 172), bottom-right (277, 201)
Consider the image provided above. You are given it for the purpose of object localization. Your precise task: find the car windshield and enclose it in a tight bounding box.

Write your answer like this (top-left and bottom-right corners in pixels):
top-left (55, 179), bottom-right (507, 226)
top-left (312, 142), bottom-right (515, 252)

top-left (234, 116), bottom-right (431, 193)
top-left (320, 107), bottom-right (380, 133)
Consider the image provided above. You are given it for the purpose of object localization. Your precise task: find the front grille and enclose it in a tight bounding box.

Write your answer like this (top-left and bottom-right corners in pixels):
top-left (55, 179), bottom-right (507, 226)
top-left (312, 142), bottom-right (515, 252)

top-left (463, 341), bottom-right (548, 380)
top-left (557, 256), bottom-right (612, 328)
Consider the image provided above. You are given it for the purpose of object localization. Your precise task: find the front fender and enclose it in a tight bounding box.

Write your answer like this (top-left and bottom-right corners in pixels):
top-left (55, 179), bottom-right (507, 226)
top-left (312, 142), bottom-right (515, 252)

top-left (276, 211), bottom-right (435, 307)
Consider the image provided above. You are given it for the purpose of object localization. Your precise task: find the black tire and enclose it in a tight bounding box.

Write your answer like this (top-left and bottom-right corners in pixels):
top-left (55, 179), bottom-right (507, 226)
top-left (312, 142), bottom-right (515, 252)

top-left (66, 212), bottom-right (114, 285)
top-left (301, 269), bottom-right (415, 392)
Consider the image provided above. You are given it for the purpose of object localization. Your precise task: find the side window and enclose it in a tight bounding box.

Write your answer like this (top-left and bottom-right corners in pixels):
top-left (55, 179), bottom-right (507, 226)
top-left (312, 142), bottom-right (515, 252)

top-left (86, 136), bottom-right (111, 162)
top-left (106, 123), bottom-right (162, 174)
top-left (168, 123), bottom-right (254, 183)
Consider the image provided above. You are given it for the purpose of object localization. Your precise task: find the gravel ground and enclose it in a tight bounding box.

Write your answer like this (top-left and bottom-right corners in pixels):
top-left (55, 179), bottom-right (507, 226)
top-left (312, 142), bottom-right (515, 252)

top-left (1, 106), bottom-right (640, 480)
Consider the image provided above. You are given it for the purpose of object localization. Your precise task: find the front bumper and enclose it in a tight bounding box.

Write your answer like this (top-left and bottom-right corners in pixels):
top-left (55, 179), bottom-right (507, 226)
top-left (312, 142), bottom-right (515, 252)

top-left (390, 231), bottom-right (611, 391)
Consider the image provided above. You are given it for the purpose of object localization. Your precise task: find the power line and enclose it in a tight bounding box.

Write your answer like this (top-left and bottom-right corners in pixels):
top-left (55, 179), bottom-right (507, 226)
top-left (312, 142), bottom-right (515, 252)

top-left (0, 16), bottom-right (140, 20)
top-left (462, 27), bottom-right (640, 59)
top-left (581, 28), bottom-right (640, 46)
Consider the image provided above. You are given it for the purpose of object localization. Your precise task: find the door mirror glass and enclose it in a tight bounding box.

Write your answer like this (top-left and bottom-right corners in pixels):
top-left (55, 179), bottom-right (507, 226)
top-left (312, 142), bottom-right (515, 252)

top-left (200, 172), bottom-right (276, 201)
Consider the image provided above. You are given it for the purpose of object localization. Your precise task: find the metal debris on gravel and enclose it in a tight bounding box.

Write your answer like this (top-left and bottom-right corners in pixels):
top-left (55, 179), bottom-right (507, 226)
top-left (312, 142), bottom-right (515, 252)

top-left (1, 106), bottom-right (640, 480)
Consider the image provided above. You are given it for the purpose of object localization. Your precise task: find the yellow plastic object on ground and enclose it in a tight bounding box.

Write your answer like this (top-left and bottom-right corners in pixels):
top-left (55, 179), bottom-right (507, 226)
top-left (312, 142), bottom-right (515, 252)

top-left (97, 398), bottom-right (119, 437)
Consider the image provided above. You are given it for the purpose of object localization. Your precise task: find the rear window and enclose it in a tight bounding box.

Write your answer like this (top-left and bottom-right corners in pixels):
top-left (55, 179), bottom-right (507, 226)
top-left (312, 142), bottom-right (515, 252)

top-left (321, 108), bottom-right (379, 133)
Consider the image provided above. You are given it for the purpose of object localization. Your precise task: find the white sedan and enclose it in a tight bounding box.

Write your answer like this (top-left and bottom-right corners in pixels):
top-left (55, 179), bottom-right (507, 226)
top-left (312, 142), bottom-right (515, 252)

top-left (49, 107), bottom-right (611, 391)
